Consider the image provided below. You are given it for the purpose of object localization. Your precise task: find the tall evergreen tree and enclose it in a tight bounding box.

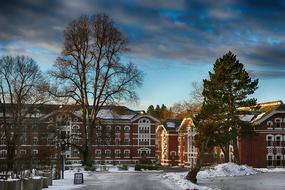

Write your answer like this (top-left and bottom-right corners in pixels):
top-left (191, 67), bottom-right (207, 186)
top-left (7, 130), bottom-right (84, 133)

top-left (147, 105), bottom-right (155, 115)
top-left (202, 51), bottom-right (258, 163)
top-left (187, 51), bottom-right (258, 183)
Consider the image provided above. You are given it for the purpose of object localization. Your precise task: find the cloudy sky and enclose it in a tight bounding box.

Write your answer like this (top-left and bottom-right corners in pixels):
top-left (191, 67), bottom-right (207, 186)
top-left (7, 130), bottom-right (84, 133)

top-left (0, 0), bottom-right (284, 110)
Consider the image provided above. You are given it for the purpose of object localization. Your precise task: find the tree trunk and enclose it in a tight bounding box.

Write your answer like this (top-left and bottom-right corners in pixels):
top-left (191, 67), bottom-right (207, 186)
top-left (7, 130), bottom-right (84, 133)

top-left (223, 144), bottom-right (230, 162)
top-left (186, 137), bottom-right (209, 183)
top-left (232, 137), bottom-right (240, 164)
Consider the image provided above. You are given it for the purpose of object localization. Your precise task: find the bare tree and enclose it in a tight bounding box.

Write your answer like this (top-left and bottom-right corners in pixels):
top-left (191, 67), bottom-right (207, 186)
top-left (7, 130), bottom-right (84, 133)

top-left (0, 55), bottom-right (49, 171)
top-left (190, 81), bottom-right (203, 104)
top-left (49, 14), bottom-right (143, 167)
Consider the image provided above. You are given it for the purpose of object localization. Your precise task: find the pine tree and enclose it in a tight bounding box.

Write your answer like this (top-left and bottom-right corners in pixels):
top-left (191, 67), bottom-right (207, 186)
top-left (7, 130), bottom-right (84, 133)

top-left (186, 51), bottom-right (258, 183)
top-left (147, 105), bottom-right (155, 115)
top-left (202, 51), bottom-right (258, 163)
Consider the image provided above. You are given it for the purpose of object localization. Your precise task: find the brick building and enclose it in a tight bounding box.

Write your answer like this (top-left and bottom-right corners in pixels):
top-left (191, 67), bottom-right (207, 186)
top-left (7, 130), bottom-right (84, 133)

top-left (239, 100), bottom-right (285, 168)
top-left (0, 104), bottom-right (159, 165)
top-left (156, 118), bottom-right (198, 167)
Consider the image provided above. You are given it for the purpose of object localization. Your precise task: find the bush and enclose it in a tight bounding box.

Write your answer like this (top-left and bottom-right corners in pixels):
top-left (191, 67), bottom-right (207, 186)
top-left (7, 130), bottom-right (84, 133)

top-left (134, 164), bottom-right (142, 171)
top-left (118, 165), bottom-right (128, 171)
top-left (84, 165), bottom-right (96, 171)
top-left (134, 164), bottom-right (158, 171)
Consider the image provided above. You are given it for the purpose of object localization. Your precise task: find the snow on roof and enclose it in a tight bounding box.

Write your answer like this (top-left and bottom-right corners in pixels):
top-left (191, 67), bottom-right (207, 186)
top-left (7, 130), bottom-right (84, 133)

top-left (166, 122), bottom-right (176, 128)
top-left (239, 114), bottom-right (256, 122)
top-left (252, 112), bottom-right (266, 122)
top-left (96, 107), bottom-right (136, 120)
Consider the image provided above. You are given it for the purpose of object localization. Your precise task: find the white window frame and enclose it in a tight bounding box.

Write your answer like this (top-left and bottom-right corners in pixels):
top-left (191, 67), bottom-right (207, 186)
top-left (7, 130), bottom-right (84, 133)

top-left (0, 150), bottom-right (7, 159)
top-left (267, 121), bottom-right (273, 129)
top-left (105, 150), bottom-right (111, 158)
top-left (124, 150), bottom-right (130, 158)
top-left (275, 135), bottom-right (282, 147)
top-left (266, 134), bottom-right (274, 147)
top-left (115, 149), bottom-right (121, 158)
top-left (275, 118), bottom-right (282, 129)
top-left (95, 150), bottom-right (101, 158)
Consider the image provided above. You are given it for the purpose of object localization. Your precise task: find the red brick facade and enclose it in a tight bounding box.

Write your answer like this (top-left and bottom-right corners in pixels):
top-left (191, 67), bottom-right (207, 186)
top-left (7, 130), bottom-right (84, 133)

top-left (156, 118), bottom-right (197, 167)
top-left (239, 101), bottom-right (285, 168)
top-left (0, 105), bottom-right (160, 165)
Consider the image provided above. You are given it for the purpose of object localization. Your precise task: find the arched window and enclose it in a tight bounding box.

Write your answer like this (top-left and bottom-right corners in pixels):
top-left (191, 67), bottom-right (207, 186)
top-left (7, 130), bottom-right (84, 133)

top-left (266, 135), bottom-right (274, 147)
top-left (267, 121), bottom-right (273, 128)
top-left (276, 154), bottom-right (282, 166)
top-left (124, 126), bottom-right (130, 133)
top-left (115, 126), bottom-right (121, 133)
top-left (72, 125), bottom-right (80, 133)
top-left (267, 154), bottom-right (274, 166)
top-left (275, 118), bottom-right (282, 128)
top-left (275, 135), bottom-right (282, 147)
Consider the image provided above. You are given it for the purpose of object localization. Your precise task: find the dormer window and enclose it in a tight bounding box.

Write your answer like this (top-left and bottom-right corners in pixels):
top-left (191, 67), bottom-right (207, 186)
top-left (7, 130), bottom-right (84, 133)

top-left (267, 121), bottom-right (273, 129)
top-left (275, 118), bottom-right (282, 129)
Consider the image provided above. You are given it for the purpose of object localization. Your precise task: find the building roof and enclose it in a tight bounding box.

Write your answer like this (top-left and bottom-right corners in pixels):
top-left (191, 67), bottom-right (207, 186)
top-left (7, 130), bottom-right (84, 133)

top-left (162, 119), bottom-right (182, 131)
top-left (238, 100), bottom-right (285, 124)
top-left (0, 104), bottom-right (158, 122)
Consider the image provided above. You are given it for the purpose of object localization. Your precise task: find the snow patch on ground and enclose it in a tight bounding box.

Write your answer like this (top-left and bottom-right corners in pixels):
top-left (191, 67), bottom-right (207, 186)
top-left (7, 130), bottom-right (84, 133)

top-left (198, 162), bottom-right (257, 178)
top-left (255, 168), bottom-right (285, 173)
top-left (162, 162), bottom-right (257, 190)
top-left (48, 168), bottom-right (93, 190)
top-left (162, 172), bottom-right (213, 190)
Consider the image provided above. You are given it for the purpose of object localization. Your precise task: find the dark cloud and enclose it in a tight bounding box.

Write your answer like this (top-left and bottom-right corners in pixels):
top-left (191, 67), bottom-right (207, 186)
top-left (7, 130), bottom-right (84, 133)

top-left (0, 0), bottom-right (284, 76)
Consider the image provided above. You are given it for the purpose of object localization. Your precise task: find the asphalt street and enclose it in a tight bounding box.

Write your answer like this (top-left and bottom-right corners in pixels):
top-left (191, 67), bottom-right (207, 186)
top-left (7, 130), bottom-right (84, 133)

top-left (78, 172), bottom-right (183, 190)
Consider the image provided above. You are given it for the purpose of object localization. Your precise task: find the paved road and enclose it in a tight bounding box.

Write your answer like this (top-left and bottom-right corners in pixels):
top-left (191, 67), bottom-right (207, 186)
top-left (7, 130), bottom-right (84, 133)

top-left (200, 172), bottom-right (285, 190)
top-left (78, 172), bottom-right (182, 190)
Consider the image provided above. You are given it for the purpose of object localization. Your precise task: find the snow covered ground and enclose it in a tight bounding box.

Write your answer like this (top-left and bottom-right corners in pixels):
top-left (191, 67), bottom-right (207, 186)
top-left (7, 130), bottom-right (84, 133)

top-left (255, 167), bottom-right (285, 173)
top-left (162, 162), bottom-right (258, 190)
top-left (48, 168), bottom-right (93, 190)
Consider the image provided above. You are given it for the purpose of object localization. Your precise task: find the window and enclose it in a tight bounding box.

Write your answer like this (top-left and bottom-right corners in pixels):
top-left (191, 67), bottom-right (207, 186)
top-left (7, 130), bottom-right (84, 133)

top-left (95, 150), bottom-right (101, 158)
top-left (96, 138), bottom-right (102, 145)
top-left (115, 126), bottom-right (121, 133)
top-left (275, 119), bottom-right (282, 128)
top-left (267, 155), bottom-right (273, 166)
top-left (20, 150), bottom-right (26, 155)
top-left (32, 137), bottom-right (38, 145)
top-left (105, 150), bottom-right (111, 158)
top-left (276, 155), bottom-right (282, 166)
top-left (47, 138), bottom-right (55, 145)
top-left (124, 126), bottom-right (130, 133)
top-left (275, 135), bottom-right (282, 147)
top-left (115, 138), bottom-right (120, 145)
top-left (71, 150), bottom-right (79, 158)
top-left (0, 150), bottom-right (7, 158)
top-left (32, 149), bottom-right (38, 155)
top-left (0, 137), bottom-right (6, 145)
top-left (124, 150), bottom-right (130, 158)
top-left (124, 138), bottom-right (130, 145)
top-left (72, 125), bottom-right (80, 133)
top-left (115, 150), bottom-right (121, 158)
top-left (266, 135), bottom-right (273, 146)
top-left (267, 121), bottom-right (273, 129)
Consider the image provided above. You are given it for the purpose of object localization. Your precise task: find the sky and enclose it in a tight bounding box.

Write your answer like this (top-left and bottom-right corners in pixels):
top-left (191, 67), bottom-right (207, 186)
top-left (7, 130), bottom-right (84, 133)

top-left (0, 0), bottom-right (285, 110)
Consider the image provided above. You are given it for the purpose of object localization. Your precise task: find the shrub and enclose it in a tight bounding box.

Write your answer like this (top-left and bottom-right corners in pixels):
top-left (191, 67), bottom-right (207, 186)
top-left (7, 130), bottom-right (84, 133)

top-left (134, 164), bottom-right (158, 171)
top-left (118, 165), bottom-right (128, 171)
top-left (84, 165), bottom-right (96, 171)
